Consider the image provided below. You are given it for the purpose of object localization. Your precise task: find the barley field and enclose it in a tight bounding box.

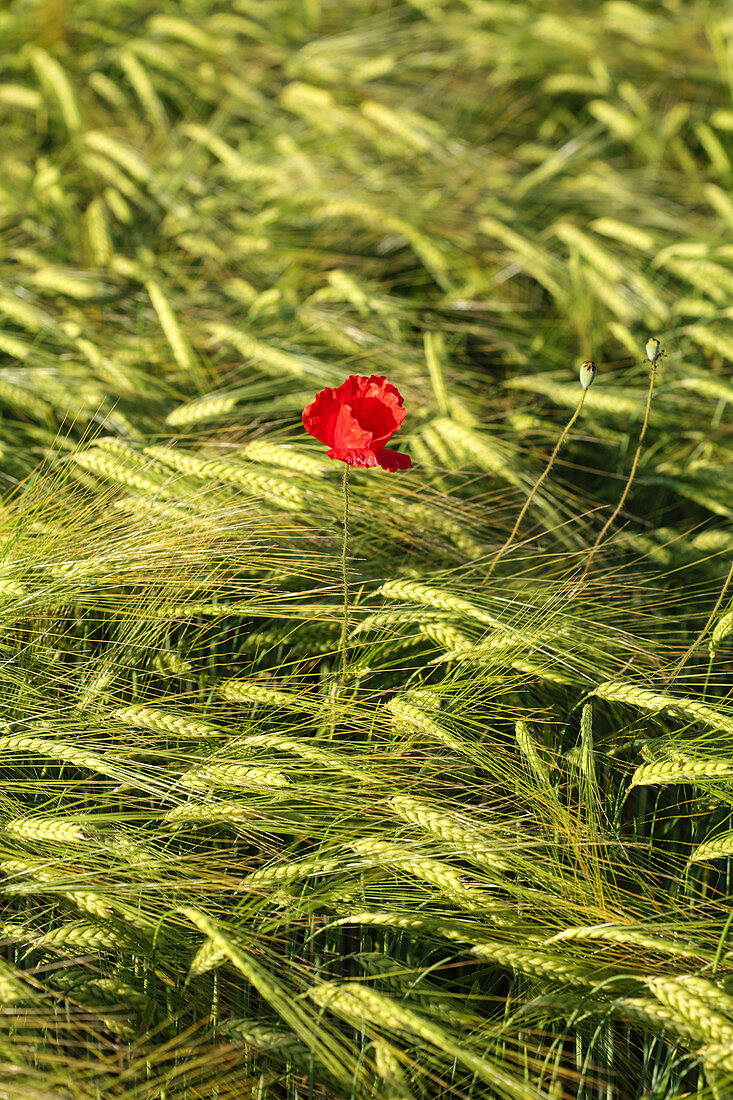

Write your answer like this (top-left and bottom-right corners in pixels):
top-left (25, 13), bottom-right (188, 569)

top-left (2, 1), bottom-right (733, 1097)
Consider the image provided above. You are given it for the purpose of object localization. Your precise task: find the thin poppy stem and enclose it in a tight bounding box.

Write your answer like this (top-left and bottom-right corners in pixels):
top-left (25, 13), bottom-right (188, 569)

top-left (576, 358), bottom-right (658, 586)
top-left (665, 560), bottom-right (733, 688)
top-left (487, 388), bottom-right (587, 580)
top-left (338, 465), bottom-right (351, 690)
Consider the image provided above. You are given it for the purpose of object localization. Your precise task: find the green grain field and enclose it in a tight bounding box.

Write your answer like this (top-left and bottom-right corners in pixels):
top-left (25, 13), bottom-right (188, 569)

top-left (2, 1), bottom-right (733, 1097)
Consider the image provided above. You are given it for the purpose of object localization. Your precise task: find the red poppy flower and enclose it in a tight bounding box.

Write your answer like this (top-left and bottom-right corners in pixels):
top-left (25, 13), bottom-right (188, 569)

top-left (302, 375), bottom-right (412, 471)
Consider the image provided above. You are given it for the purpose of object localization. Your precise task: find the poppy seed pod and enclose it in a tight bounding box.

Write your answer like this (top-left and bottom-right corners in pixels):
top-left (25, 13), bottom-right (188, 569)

top-left (579, 360), bottom-right (597, 390)
top-left (646, 337), bottom-right (662, 364)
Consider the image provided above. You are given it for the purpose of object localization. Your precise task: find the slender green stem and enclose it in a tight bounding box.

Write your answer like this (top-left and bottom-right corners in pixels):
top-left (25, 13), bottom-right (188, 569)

top-left (487, 388), bottom-right (587, 579)
top-left (576, 360), bottom-right (657, 585)
top-left (702, 651), bottom-right (715, 702)
top-left (665, 560), bottom-right (733, 688)
top-left (338, 465), bottom-right (351, 689)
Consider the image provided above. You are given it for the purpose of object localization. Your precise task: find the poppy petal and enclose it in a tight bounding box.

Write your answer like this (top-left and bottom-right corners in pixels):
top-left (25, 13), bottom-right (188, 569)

top-left (328, 376), bottom-right (405, 444)
top-left (303, 376), bottom-right (410, 472)
top-left (331, 403), bottom-right (374, 450)
top-left (326, 448), bottom-right (380, 467)
top-left (302, 388), bottom-right (342, 447)
top-left (347, 395), bottom-right (405, 446)
top-left (331, 375), bottom-right (399, 403)
top-left (373, 448), bottom-right (412, 471)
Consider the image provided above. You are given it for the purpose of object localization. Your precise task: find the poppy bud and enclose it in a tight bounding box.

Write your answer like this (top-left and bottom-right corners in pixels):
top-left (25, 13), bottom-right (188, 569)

top-left (579, 360), bottom-right (597, 390)
top-left (645, 337), bottom-right (662, 364)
